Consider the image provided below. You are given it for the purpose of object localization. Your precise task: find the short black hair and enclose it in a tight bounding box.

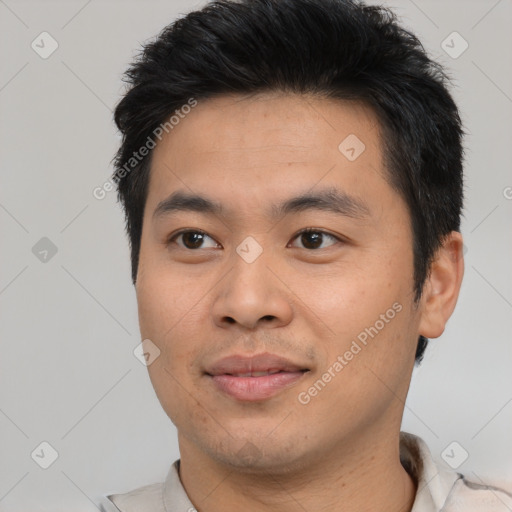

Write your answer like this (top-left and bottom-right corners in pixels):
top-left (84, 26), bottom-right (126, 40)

top-left (112, 0), bottom-right (464, 365)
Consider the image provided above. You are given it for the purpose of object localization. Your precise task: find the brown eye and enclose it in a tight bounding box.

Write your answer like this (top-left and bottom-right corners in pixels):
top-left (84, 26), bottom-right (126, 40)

top-left (168, 230), bottom-right (219, 250)
top-left (290, 229), bottom-right (340, 250)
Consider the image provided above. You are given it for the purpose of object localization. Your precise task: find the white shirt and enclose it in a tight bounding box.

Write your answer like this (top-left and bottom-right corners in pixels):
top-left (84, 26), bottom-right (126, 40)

top-left (101, 431), bottom-right (512, 511)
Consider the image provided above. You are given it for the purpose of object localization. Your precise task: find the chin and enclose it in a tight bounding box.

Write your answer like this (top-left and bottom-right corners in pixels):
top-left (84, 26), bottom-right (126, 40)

top-left (198, 430), bottom-right (312, 475)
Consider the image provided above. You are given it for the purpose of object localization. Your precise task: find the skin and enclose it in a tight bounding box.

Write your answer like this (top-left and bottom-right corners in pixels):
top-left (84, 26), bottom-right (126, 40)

top-left (135, 91), bottom-right (464, 512)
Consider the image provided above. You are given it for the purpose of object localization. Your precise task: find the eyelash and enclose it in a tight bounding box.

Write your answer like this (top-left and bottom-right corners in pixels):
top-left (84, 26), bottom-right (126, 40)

top-left (166, 227), bottom-right (343, 250)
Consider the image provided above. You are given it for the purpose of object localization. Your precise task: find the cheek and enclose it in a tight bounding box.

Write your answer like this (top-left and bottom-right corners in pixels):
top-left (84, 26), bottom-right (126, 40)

top-left (144, 310), bottom-right (202, 427)
top-left (298, 252), bottom-right (415, 372)
top-left (137, 267), bottom-right (206, 368)
top-left (293, 261), bottom-right (398, 333)
top-left (136, 266), bottom-right (196, 338)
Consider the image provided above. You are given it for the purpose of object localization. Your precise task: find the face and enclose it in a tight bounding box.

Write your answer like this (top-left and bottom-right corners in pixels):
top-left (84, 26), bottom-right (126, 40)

top-left (136, 92), bottom-right (424, 473)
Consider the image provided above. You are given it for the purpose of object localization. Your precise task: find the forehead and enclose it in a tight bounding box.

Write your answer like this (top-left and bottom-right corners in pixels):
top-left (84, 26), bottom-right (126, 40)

top-left (147, 92), bottom-right (390, 216)
top-left (153, 91), bottom-right (380, 160)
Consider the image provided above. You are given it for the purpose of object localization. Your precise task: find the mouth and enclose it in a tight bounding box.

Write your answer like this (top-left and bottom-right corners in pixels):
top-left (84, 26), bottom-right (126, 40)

top-left (205, 353), bottom-right (310, 402)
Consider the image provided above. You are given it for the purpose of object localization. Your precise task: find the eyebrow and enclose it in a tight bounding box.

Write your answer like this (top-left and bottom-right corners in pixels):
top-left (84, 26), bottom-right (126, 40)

top-left (152, 187), bottom-right (370, 222)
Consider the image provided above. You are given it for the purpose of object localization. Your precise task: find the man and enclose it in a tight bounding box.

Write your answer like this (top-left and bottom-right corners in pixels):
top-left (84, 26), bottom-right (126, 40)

top-left (103, 0), bottom-right (511, 510)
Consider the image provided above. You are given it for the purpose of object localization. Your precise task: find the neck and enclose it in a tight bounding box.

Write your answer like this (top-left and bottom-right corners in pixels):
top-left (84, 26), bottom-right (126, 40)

top-left (177, 428), bottom-right (417, 512)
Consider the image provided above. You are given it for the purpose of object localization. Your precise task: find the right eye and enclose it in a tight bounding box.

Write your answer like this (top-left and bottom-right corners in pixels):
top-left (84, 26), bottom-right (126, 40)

top-left (167, 229), bottom-right (220, 250)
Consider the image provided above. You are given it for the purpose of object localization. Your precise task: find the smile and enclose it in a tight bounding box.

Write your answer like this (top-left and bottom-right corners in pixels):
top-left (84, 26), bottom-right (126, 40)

top-left (208, 371), bottom-right (308, 401)
top-left (205, 353), bottom-right (310, 402)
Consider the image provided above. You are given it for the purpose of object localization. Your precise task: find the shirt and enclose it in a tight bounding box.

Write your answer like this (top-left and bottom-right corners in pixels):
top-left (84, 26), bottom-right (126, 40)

top-left (101, 431), bottom-right (512, 511)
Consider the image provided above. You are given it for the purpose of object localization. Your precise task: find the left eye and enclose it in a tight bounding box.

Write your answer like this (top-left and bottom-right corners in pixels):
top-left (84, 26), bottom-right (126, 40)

top-left (288, 229), bottom-right (340, 250)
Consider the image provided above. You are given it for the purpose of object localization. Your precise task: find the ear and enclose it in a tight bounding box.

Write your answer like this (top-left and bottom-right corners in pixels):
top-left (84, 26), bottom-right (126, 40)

top-left (418, 231), bottom-right (465, 339)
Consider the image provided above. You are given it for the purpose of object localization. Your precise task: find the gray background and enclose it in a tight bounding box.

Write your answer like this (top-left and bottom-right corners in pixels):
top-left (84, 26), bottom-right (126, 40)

top-left (0, 0), bottom-right (511, 510)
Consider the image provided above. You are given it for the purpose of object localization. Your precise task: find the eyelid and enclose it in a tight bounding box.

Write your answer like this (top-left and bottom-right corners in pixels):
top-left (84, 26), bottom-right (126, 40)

top-left (167, 228), bottom-right (219, 248)
top-left (288, 227), bottom-right (344, 249)
top-left (167, 227), bottom-right (345, 250)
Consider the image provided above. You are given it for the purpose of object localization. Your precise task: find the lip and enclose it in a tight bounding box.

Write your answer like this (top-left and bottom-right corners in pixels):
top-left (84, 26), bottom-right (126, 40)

top-left (205, 353), bottom-right (309, 402)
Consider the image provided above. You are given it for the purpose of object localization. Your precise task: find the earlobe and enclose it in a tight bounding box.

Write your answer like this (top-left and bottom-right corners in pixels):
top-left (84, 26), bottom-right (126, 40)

top-left (418, 231), bottom-right (465, 339)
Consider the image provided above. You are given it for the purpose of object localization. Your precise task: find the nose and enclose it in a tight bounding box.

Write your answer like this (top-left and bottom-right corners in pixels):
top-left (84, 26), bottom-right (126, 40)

top-left (211, 246), bottom-right (293, 331)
